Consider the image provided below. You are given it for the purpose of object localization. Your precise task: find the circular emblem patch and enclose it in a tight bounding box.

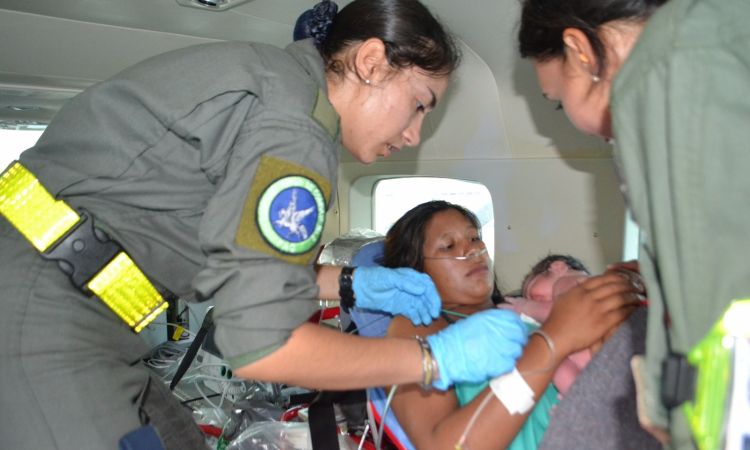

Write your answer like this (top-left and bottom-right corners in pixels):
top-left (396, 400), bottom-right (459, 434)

top-left (257, 176), bottom-right (326, 255)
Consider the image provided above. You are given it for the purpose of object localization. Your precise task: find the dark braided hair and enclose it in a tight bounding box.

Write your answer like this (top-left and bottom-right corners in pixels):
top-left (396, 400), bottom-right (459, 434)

top-left (295, 0), bottom-right (461, 79)
top-left (518, 0), bottom-right (667, 76)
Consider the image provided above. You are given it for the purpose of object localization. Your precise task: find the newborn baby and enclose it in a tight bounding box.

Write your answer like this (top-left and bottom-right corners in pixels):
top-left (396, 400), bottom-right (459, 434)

top-left (500, 255), bottom-right (591, 395)
top-left (502, 255), bottom-right (646, 396)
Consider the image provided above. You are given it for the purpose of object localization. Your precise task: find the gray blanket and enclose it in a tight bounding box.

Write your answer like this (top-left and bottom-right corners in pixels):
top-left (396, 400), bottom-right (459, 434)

top-left (538, 308), bottom-right (662, 450)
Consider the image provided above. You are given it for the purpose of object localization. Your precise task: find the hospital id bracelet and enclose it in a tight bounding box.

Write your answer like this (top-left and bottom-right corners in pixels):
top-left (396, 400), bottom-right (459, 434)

top-left (414, 335), bottom-right (438, 390)
top-left (338, 266), bottom-right (356, 310)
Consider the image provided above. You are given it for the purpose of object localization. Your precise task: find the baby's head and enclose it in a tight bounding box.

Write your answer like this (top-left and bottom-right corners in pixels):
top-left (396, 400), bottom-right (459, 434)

top-left (521, 254), bottom-right (589, 303)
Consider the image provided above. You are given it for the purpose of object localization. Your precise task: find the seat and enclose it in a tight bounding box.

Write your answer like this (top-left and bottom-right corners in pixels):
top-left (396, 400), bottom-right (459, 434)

top-left (346, 240), bottom-right (417, 450)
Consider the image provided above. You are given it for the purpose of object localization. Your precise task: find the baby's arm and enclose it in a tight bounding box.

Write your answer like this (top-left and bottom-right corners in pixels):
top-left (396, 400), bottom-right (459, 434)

top-left (552, 348), bottom-right (592, 395)
top-left (497, 296), bottom-right (553, 323)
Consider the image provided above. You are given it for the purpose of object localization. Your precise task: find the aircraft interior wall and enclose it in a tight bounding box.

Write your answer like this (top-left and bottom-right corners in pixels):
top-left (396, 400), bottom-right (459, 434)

top-left (324, 42), bottom-right (627, 291)
top-left (1, 1), bottom-right (628, 298)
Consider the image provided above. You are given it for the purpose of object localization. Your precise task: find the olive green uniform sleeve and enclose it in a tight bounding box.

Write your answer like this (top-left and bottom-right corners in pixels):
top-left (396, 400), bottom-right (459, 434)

top-left (20, 39), bottom-right (341, 368)
top-left (193, 98), bottom-right (340, 368)
top-left (611, 0), bottom-right (750, 446)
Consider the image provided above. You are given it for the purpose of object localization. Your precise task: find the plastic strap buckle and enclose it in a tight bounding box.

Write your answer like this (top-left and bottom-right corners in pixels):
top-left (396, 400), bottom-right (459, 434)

top-left (0, 162), bottom-right (168, 333)
top-left (660, 352), bottom-right (696, 410)
top-left (40, 209), bottom-right (122, 289)
top-left (43, 209), bottom-right (168, 333)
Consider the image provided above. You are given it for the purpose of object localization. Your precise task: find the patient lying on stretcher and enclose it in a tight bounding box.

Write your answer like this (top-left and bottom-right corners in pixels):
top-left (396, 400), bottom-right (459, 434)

top-left (380, 201), bottom-right (643, 450)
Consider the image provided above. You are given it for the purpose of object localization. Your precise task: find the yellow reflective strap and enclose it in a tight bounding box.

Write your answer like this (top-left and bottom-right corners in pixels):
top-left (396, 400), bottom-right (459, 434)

top-left (88, 252), bottom-right (168, 332)
top-left (1, 162), bottom-right (169, 333)
top-left (0, 162), bottom-right (79, 251)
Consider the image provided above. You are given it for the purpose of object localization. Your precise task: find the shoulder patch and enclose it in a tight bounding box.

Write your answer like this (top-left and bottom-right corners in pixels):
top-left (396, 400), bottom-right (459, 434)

top-left (311, 87), bottom-right (340, 141)
top-left (236, 156), bottom-right (331, 265)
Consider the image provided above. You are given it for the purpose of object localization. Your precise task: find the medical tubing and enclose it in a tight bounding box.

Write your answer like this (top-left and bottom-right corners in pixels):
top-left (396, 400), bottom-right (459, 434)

top-left (454, 329), bottom-right (556, 450)
top-left (441, 309), bottom-right (470, 318)
top-left (143, 341), bottom-right (188, 371)
top-left (377, 385), bottom-right (399, 450)
top-left (149, 322), bottom-right (197, 338)
top-left (358, 423), bottom-right (370, 450)
top-left (423, 248), bottom-right (488, 260)
top-left (455, 390), bottom-right (495, 450)
top-left (190, 374), bottom-right (246, 409)
top-left (347, 313), bottom-right (390, 335)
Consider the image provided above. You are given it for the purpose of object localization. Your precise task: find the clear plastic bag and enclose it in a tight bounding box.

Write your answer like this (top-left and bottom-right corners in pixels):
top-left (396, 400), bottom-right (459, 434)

top-left (317, 228), bottom-right (383, 267)
top-left (221, 400), bottom-right (287, 443)
top-left (225, 421), bottom-right (358, 450)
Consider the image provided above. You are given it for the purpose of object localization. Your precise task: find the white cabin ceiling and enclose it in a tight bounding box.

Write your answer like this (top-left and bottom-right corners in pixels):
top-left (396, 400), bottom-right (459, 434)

top-left (0, 0), bottom-right (608, 156)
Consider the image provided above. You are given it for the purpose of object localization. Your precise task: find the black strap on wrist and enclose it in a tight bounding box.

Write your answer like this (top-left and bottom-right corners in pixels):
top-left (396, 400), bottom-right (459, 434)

top-left (338, 266), bottom-right (356, 311)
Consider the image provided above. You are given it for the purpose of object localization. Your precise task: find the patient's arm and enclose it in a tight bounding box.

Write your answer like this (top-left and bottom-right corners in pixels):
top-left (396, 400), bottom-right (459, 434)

top-left (234, 323), bottom-right (426, 390)
top-left (386, 315), bottom-right (562, 450)
top-left (384, 272), bottom-right (641, 450)
top-left (553, 349), bottom-right (591, 395)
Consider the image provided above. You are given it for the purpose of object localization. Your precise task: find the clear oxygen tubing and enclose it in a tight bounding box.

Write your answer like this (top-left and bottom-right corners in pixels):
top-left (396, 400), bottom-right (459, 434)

top-left (376, 385), bottom-right (399, 450)
top-left (423, 248), bottom-right (488, 261)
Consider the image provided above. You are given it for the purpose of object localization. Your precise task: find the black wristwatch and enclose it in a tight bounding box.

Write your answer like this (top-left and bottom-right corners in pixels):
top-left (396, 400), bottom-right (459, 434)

top-left (338, 266), bottom-right (356, 311)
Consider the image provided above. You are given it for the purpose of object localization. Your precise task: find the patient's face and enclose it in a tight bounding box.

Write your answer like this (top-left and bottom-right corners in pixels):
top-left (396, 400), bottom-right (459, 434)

top-left (421, 209), bottom-right (494, 307)
top-left (523, 260), bottom-right (587, 303)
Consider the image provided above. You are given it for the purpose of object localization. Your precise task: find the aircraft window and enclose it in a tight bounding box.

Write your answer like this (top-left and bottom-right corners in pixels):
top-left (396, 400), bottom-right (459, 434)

top-left (373, 177), bottom-right (495, 262)
top-left (622, 209), bottom-right (640, 261)
top-left (0, 128), bottom-right (45, 169)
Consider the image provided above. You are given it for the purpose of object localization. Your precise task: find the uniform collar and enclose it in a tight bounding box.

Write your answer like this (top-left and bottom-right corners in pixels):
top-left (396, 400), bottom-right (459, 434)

top-left (285, 39), bottom-right (329, 96)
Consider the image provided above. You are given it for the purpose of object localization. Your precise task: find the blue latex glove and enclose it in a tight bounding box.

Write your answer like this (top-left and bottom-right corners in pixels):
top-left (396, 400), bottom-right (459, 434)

top-left (352, 266), bottom-right (441, 326)
top-left (427, 309), bottom-right (528, 390)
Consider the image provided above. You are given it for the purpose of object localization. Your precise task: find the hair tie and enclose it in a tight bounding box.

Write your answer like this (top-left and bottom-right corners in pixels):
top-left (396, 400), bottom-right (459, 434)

top-left (293, 0), bottom-right (338, 47)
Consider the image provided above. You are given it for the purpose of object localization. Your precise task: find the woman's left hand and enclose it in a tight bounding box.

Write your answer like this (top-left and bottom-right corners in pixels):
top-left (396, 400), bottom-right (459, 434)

top-left (352, 266), bottom-right (442, 325)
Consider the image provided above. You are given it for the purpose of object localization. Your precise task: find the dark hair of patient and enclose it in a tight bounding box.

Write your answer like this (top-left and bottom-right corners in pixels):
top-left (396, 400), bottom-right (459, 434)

top-left (517, 0), bottom-right (667, 76)
top-left (319, 0), bottom-right (461, 78)
top-left (380, 200), bottom-right (504, 304)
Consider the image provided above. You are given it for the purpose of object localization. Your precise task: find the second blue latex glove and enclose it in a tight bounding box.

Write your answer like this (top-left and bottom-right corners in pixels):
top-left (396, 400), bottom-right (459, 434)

top-left (427, 309), bottom-right (528, 390)
top-left (352, 266), bottom-right (441, 326)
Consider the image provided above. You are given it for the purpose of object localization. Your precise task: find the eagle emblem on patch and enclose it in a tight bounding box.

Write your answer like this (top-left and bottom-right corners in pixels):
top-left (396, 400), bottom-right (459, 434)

top-left (235, 156), bottom-right (331, 265)
top-left (258, 176), bottom-right (325, 255)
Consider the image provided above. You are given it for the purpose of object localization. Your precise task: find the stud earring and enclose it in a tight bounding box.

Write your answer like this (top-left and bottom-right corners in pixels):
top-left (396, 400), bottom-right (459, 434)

top-left (591, 74), bottom-right (601, 84)
top-left (365, 79), bottom-right (370, 85)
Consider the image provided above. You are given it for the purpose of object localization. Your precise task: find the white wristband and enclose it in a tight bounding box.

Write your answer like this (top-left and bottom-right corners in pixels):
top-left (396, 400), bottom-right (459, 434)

top-left (489, 368), bottom-right (535, 415)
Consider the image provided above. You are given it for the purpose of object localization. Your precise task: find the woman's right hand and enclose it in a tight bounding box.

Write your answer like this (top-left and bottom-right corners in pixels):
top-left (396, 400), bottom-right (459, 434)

top-left (541, 272), bottom-right (644, 357)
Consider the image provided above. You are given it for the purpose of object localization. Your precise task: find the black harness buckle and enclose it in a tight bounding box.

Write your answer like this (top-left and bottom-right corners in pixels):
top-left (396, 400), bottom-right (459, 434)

top-left (661, 352), bottom-right (696, 409)
top-left (40, 209), bottom-right (122, 289)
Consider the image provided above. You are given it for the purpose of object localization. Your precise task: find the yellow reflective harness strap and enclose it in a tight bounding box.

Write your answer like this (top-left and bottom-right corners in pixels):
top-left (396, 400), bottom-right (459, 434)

top-left (0, 162), bottom-right (79, 251)
top-left (0, 161), bottom-right (168, 333)
top-left (88, 253), bottom-right (169, 332)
